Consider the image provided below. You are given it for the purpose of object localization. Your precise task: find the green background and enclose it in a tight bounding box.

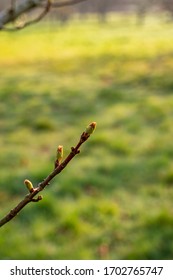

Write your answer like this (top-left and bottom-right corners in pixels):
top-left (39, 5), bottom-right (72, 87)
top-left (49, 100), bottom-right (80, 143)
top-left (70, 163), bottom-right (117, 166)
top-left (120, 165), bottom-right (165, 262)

top-left (0, 15), bottom-right (173, 259)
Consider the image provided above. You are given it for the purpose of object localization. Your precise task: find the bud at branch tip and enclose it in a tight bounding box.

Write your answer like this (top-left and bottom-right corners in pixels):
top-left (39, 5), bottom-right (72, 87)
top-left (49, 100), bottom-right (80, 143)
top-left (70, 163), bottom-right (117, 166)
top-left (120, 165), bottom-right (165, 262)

top-left (54, 145), bottom-right (63, 169)
top-left (24, 179), bottom-right (34, 193)
top-left (56, 145), bottom-right (63, 162)
top-left (85, 122), bottom-right (97, 135)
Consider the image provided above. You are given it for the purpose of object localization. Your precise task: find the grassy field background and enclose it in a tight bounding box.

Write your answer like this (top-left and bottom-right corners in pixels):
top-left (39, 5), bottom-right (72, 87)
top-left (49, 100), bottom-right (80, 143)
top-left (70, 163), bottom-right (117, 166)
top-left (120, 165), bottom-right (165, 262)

top-left (0, 15), bottom-right (173, 259)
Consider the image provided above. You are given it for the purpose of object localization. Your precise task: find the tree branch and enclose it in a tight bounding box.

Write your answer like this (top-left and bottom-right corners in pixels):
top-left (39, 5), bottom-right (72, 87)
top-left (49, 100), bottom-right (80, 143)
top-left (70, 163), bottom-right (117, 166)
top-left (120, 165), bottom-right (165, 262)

top-left (2, 0), bottom-right (52, 31)
top-left (0, 0), bottom-right (88, 30)
top-left (0, 122), bottom-right (96, 228)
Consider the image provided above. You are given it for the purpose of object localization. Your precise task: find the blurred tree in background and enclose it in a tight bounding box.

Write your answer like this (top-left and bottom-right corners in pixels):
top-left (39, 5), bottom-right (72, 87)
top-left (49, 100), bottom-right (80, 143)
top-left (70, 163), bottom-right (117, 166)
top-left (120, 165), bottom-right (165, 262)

top-left (1, 0), bottom-right (173, 28)
top-left (160, 0), bottom-right (173, 19)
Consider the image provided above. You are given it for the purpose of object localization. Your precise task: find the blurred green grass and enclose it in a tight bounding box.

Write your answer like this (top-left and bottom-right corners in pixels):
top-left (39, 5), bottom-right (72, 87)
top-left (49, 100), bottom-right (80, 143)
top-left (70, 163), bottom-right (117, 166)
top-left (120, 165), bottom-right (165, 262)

top-left (1, 15), bottom-right (173, 259)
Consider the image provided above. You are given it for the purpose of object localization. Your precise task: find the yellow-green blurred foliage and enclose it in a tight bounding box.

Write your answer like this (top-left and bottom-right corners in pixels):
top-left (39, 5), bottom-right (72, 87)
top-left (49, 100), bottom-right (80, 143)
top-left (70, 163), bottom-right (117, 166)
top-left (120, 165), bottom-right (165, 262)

top-left (0, 15), bottom-right (173, 259)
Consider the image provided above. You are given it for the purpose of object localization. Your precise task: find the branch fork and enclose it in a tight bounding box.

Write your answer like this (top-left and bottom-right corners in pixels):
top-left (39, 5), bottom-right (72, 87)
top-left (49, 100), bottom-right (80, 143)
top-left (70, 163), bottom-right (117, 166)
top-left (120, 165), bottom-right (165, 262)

top-left (0, 0), bottom-right (88, 31)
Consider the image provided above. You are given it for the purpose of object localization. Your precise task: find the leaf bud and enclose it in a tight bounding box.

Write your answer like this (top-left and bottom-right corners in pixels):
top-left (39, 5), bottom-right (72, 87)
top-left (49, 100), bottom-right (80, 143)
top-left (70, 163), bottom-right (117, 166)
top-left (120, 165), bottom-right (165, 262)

top-left (55, 145), bottom-right (63, 168)
top-left (56, 145), bottom-right (63, 162)
top-left (24, 179), bottom-right (34, 193)
top-left (85, 122), bottom-right (97, 135)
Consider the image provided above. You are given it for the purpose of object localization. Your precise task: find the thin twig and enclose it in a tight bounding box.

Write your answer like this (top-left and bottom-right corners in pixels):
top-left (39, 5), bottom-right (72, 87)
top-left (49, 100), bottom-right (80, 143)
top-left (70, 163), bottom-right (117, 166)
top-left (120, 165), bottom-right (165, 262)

top-left (0, 0), bottom-right (88, 30)
top-left (0, 122), bottom-right (96, 228)
top-left (17, 0), bottom-right (52, 30)
top-left (40, 0), bottom-right (87, 8)
top-left (2, 0), bottom-right (52, 31)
